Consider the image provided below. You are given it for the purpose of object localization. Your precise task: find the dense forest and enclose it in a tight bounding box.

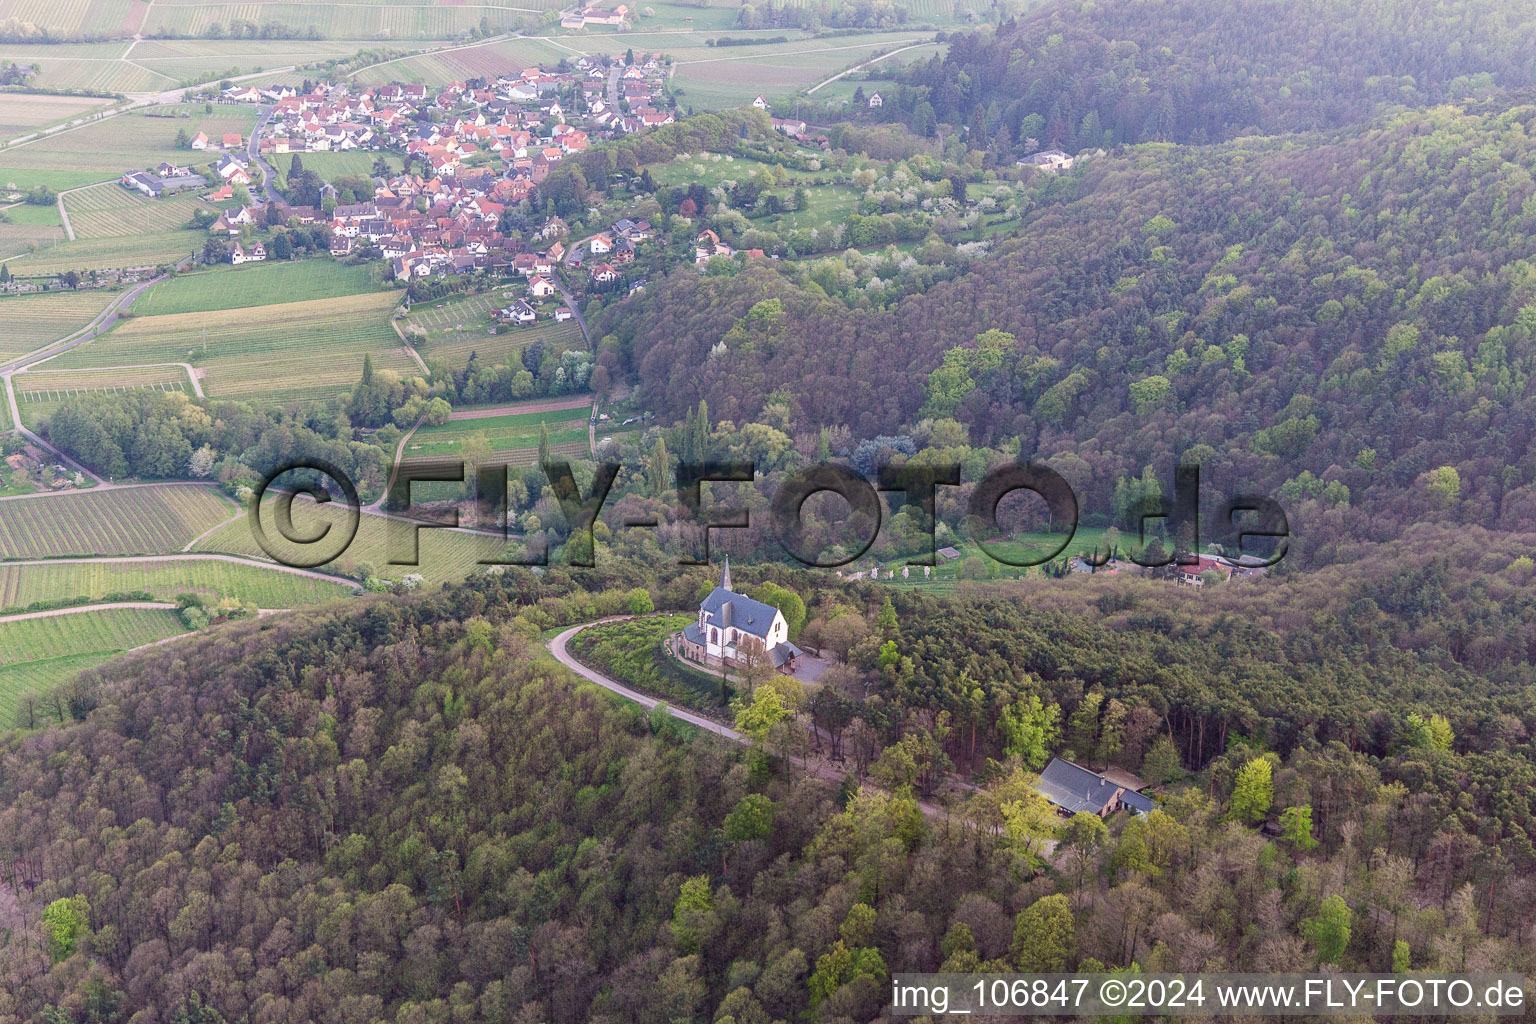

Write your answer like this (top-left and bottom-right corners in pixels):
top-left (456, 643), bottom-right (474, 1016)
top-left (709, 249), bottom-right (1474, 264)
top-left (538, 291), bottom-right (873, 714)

top-left (903, 0), bottom-right (1536, 148)
top-left (1, 543), bottom-right (1533, 1022)
top-left (599, 103), bottom-right (1536, 551)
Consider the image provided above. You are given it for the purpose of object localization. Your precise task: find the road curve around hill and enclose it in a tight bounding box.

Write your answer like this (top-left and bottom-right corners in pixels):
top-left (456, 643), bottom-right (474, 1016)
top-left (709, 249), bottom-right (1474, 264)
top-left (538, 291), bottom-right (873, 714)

top-left (547, 618), bottom-right (973, 826)
top-left (548, 617), bottom-right (744, 739)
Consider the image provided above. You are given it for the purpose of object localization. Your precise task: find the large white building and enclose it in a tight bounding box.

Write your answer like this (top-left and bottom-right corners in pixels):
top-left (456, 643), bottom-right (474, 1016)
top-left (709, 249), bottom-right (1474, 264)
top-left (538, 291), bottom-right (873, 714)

top-left (680, 559), bottom-right (801, 673)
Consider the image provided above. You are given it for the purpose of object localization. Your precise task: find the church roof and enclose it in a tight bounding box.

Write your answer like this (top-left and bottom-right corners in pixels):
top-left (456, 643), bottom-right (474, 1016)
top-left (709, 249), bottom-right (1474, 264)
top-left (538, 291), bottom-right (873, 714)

top-left (699, 586), bottom-right (779, 638)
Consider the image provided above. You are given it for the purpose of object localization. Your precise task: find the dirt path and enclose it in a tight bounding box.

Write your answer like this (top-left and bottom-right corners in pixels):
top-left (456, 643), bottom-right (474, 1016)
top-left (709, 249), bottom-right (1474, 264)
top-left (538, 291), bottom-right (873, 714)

top-left (805, 41), bottom-right (929, 94)
top-left (0, 552), bottom-right (363, 589)
top-left (447, 396), bottom-right (592, 420)
top-left (0, 600), bottom-right (173, 624)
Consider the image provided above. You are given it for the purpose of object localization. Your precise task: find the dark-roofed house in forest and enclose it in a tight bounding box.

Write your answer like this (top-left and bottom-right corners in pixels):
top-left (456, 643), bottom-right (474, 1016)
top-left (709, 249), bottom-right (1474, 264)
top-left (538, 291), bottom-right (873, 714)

top-left (1036, 757), bottom-right (1157, 817)
top-left (680, 558), bottom-right (801, 673)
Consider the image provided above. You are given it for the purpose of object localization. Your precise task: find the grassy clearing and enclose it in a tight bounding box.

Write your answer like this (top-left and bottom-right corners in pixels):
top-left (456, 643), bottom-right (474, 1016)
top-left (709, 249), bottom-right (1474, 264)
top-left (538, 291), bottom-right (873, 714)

top-left (0, 557), bottom-right (354, 611)
top-left (0, 290), bottom-right (117, 361)
top-left (63, 182), bottom-right (207, 239)
top-left (0, 484), bottom-right (236, 557)
top-left (193, 495), bottom-right (516, 586)
top-left (133, 259), bottom-right (384, 315)
top-left (49, 291), bottom-right (417, 404)
top-left (282, 150), bottom-right (401, 180)
top-left (409, 408), bottom-right (589, 457)
top-left (0, 607), bottom-right (185, 726)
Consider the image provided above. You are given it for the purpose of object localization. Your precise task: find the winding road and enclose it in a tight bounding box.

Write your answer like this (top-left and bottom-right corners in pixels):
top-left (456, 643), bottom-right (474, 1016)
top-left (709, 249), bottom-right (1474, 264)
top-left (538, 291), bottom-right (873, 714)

top-left (549, 618), bottom-right (745, 739)
top-left (547, 618), bottom-right (972, 825)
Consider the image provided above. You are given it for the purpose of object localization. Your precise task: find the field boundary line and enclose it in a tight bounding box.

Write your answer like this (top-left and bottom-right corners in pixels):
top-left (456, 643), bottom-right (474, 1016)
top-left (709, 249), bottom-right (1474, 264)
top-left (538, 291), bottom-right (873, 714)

top-left (0, 478), bottom-right (219, 504)
top-left (19, 361), bottom-right (207, 398)
top-left (0, 553), bottom-right (364, 590)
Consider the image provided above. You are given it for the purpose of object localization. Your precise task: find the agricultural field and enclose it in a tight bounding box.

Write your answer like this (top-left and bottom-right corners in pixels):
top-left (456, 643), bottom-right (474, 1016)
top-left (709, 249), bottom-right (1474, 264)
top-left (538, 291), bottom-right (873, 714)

top-left (666, 32), bottom-right (930, 107)
top-left (0, 0), bottom-right (137, 38)
top-left (63, 181), bottom-right (207, 239)
top-left (0, 556), bottom-right (355, 610)
top-left (0, 483), bottom-right (236, 557)
top-left (0, 103), bottom-right (257, 181)
top-left (133, 258), bottom-right (383, 315)
top-left (351, 37), bottom-right (556, 86)
top-left (47, 291), bottom-right (418, 405)
top-left (0, 289), bottom-right (117, 362)
top-left (193, 495), bottom-right (517, 586)
top-left (0, 607), bottom-right (185, 726)
top-left (423, 318), bottom-right (583, 372)
top-left (141, 1), bottom-right (546, 41)
top-left (126, 38), bottom-right (384, 83)
top-left (5, 228), bottom-right (203, 275)
top-left (0, 42), bottom-right (158, 94)
top-left (0, 93), bottom-right (118, 141)
top-left (406, 398), bottom-right (591, 460)
top-left (0, 217), bottom-right (69, 263)
top-left (16, 365), bottom-right (194, 427)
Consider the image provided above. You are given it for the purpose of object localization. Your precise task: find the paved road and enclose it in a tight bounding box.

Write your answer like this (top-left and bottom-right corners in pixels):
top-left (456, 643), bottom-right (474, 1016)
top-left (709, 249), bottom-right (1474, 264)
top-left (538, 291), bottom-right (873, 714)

top-left (0, 257), bottom-right (194, 482)
top-left (549, 618), bottom-right (745, 739)
top-left (547, 617), bottom-right (962, 821)
top-left (548, 276), bottom-right (598, 453)
top-left (246, 105), bottom-right (284, 205)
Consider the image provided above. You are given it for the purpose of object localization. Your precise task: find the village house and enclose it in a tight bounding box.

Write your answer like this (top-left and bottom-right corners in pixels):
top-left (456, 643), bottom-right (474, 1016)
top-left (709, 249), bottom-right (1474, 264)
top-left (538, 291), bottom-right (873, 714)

top-left (589, 261), bottom-right (619, 283)
top-left (679, 559), bottom-right (802, 673)
top-left (528, 274), bottom-right (557, 298)
top-left (867, 91), bottom-right (883, 108)
top-left (190, 131), bottom-right (209, 150)
top-left (121, 169), bottom-right (206, 198)
top-left (230, 240), bottom-right (266, 265)
top-left (499, 299), bottom-right (537, 323)
top-left (1035, 758), bottom-right (1157, 818)
top-left (1024, 148), bottom-right (1075, 172)
top-left (695, 229), bottom-right (734, 265)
